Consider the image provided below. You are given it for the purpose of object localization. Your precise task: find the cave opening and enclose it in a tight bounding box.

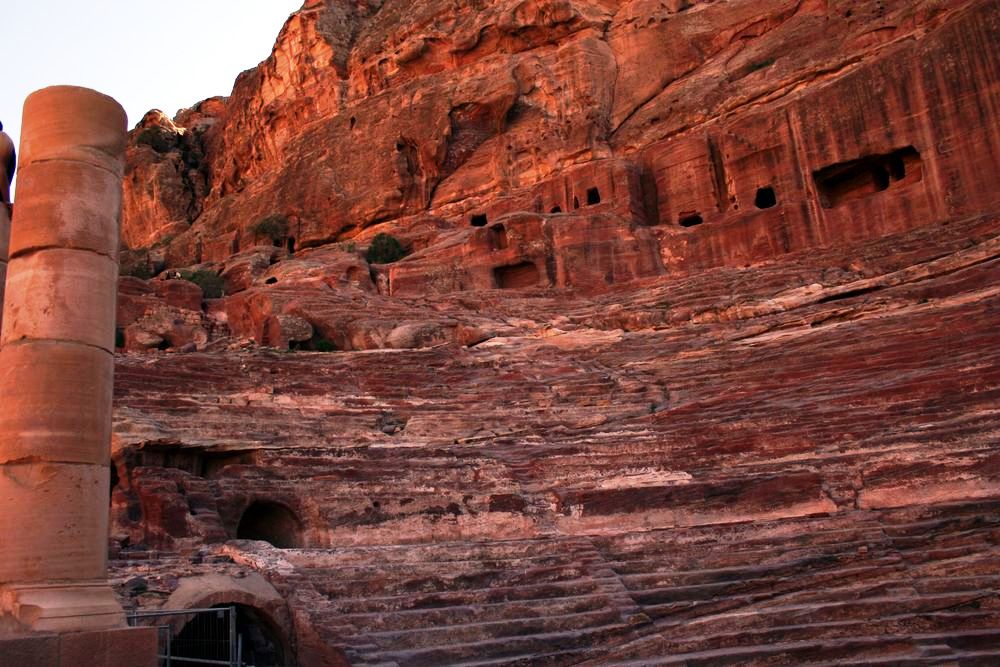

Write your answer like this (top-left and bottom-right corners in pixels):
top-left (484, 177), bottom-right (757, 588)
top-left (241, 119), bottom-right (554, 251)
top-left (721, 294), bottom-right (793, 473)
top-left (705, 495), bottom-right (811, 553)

top-left (550, 205), bottom-right (562, 214)
top-left (587, 187), bottom-right (601, 205)
top-left (494, 262), bottom-right (540, 289)
top-left (265, 277), bottom-right (278, 285)
top-left (573, 196), bottom-right (580, 209)
top-left (286, 237), bottom-right (295, 255)
top-left (236, 501), bottom-right (303, 548)
top-left (171, 604), bottom-right (286, 667)
top-left (755, 186), bottom-right (777, 209)
top-left (813, 146), bottom-right (923, 208)
top-left (679, 213), bottom-right (704, 228)
top-left (470, 213), bottom-right (488, 227)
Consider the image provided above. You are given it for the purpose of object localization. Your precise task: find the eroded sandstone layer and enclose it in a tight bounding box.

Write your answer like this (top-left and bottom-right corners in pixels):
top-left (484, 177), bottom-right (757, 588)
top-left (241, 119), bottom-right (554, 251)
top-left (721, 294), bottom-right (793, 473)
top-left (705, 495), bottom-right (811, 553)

top-left (107, 0), bottom-right (1000, 664)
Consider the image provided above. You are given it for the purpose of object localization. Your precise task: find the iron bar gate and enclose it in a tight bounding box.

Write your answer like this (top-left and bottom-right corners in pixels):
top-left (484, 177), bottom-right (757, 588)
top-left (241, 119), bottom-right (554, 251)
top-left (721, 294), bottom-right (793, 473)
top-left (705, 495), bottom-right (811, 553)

top-left (127, 606), bottom-right (246, 667)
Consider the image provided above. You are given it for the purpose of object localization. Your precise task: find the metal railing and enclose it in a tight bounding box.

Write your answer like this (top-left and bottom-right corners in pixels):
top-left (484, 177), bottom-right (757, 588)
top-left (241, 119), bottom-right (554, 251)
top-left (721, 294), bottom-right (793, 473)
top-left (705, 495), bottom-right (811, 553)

top-left (127, 606), bottom-right (247, 667)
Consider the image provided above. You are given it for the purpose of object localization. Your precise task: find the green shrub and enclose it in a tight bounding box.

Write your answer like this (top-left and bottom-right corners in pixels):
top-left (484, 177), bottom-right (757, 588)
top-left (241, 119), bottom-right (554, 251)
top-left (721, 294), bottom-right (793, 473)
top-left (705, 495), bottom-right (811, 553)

top-left (366, 233), bottom-right (406, 264)
top-left (251, 214), bottom-right (290, 243)
top-left (121, 261), bottom-right (153, 280)
top-left (314, 338), bottom-right (336, 352)
top-left (179, 269), bottom-right (225, 299)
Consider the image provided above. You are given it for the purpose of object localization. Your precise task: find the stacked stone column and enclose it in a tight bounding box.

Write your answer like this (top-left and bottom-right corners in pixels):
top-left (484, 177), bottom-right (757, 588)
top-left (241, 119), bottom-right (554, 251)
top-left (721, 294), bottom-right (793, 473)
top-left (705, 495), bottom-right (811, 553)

top-left (0, 86), bottom-right (127, 633)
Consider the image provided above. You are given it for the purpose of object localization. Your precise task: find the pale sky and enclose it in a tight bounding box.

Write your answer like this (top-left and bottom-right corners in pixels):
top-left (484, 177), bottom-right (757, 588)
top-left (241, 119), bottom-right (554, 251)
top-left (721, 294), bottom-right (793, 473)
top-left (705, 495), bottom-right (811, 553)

top-left (1, 0), bottom-right (303, 198)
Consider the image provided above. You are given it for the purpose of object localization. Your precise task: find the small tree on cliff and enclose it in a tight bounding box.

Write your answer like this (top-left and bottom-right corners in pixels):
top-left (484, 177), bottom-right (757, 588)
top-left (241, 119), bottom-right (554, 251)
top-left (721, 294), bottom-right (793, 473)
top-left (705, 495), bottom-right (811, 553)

top-left (179, 269), bottom-right (225, 299)
top-left (251, 214), bottom-right (291, 245)
top-left (366, 233), bottom-right (406, 264)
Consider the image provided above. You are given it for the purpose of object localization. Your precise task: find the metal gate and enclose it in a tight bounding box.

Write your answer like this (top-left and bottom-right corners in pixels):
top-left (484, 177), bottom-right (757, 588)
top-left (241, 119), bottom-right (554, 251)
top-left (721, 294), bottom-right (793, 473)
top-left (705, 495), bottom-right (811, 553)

top-left (127, 606), bottom-right (248, 667)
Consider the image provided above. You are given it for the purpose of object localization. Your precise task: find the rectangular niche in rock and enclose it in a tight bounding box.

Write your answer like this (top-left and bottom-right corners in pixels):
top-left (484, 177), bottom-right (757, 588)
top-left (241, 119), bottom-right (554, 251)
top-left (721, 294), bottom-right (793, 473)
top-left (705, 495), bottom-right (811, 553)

top-left (489, 224), bottom-right (509, 250)
top-left (813, 146), bottom-right (922, 209)
top-left (679, 212), bottom-right (704, 227)
top-left (494, 261), bottom-right (540, 289)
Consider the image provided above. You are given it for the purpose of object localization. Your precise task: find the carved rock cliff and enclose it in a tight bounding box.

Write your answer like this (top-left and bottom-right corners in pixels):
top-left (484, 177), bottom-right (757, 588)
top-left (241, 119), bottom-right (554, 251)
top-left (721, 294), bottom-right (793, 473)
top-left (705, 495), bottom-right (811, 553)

top-left (107, 1), bottom-right (1000, 664)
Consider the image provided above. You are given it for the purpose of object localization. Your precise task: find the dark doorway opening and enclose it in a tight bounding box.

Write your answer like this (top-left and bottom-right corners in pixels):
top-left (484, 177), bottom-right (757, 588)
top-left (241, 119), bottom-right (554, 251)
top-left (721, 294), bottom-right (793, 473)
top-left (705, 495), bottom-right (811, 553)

top-left (813, 146), bottom-right (923, 208)
top-left (489, 224), bottom-right (509, 251)
top-left (586, 187), bottom-right (601, 205)
top-left (236, 501), bottom-right (303, 548)
top-left (286, 237), bottom-right (295, 254)
top-left (550, 205), bottom-right (562, 214)
top-left (754, 186), bottom-right (777, 209)
top-left (494, 262), bottom-right (540, 289)
top-left (171, 605), bottom-right (286, 667)
top-left (470, 213), bottom-right (488, 227)
top-left (679, 213), bottom-right (704, 228)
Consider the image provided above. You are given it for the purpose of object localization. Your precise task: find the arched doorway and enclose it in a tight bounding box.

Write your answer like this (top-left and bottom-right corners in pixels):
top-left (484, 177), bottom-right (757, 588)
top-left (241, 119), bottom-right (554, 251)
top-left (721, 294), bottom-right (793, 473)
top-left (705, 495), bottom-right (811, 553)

top-left (236, 501), bottom-right (303, 548)
top-left (171, 604), bottom-right (286, 666)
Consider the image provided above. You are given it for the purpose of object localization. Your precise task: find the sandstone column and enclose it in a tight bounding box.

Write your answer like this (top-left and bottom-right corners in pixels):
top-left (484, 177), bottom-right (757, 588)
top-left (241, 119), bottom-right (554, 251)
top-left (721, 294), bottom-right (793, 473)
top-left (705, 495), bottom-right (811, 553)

top-left (0, 86), bottom-right (127, 633)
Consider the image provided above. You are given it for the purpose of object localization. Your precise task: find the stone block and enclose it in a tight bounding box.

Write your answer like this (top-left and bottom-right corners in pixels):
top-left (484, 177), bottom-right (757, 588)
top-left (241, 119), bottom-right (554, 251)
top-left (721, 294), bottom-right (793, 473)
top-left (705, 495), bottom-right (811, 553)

top-left (0, 582), bottom-right (124, 633)
top-left (0, 465), bottom-right (109, 584)
top-left (0, 634), bottom-right (59, 667)
top-left (9, 160), bottom-right (121, 259)
top-left (0, 341), bottom-right (113, 465)
top-left (0, 626), bottom-right (156, 667)
top-left (18, 86), bottom-right (127, 176)
top-left (58, 626), bottom-right (158, 667)
top-left (0, 248), bottom-right (118, 352)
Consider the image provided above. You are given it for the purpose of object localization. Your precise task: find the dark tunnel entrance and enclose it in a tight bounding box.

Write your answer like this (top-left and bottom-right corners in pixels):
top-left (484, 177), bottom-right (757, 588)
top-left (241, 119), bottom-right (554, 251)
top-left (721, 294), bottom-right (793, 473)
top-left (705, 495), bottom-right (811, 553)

top-left (171, 604), bottom-right (286, 667)
top-left (236, 501), bottom-right (303, 548)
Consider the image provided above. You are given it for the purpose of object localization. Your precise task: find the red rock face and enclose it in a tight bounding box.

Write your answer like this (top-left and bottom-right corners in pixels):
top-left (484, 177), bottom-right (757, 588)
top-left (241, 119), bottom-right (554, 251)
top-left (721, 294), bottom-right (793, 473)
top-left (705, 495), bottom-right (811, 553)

top-left (105, 0), bottom-right (1000, 664)
top-left (121, 1), bottom-right (1000, 293)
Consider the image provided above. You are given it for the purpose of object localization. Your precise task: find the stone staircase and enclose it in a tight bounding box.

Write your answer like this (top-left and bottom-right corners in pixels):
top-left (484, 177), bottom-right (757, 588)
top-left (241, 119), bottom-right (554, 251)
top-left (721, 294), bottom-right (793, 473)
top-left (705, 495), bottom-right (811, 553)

top-left (279, 538), bottom-right (643, 666)
top-left (213, 499), bottom-right (1000, 665)
top-left (109, 214), bottom-right (1000, 664)
top-left (581, 500), bottom-right (1000, 665)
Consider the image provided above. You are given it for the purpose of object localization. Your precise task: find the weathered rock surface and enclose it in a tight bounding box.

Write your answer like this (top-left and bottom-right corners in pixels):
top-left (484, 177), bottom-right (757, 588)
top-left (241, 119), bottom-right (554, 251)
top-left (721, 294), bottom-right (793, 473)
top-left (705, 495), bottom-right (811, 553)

top-left (117, 277), bottom-right (213, 352)
top-left (121, 0), bottom-right (1000, 274)
top-left (111, 212), bottom-right (1000, 664)
top-left (103, 0), bottom-right (1000, 664)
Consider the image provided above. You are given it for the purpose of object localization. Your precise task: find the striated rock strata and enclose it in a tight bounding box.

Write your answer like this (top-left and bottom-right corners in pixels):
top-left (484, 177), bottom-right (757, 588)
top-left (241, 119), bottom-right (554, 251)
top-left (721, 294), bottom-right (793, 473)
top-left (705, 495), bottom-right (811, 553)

top-left (105, 0), bottom-right (1000, 664)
